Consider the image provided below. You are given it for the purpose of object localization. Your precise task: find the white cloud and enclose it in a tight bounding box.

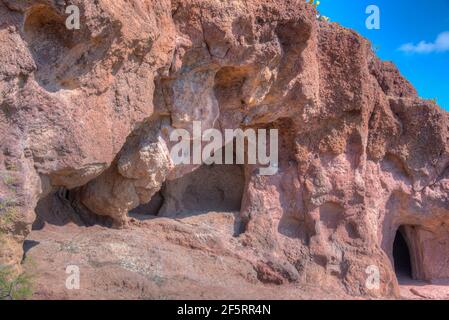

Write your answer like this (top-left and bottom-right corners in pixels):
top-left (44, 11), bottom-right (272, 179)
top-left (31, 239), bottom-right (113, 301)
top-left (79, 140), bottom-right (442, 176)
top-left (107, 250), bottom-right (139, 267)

top-left (399, 31), bottom-right (449, 54)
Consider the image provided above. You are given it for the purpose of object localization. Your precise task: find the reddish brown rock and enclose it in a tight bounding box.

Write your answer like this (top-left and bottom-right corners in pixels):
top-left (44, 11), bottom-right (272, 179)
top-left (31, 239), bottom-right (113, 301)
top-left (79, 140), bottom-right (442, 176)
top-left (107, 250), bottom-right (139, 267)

top-left (1, 0), bottom-right (448, 299)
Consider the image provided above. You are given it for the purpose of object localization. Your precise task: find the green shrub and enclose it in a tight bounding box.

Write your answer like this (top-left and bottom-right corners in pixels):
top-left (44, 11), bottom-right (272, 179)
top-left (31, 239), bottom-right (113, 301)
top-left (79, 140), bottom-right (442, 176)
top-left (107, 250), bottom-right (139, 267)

top-left (0, 266), bottom-right (33, 300)
top-left (3, 174), bottom-right (15, 185)
top-left (307, 0), bottom-right (331, 23)
top-left (0, 198), bottom-right (18, 226)
top-left (319, 15), bottom-right (330, 22)
top-left (308, 0), bottom-right (321, 8)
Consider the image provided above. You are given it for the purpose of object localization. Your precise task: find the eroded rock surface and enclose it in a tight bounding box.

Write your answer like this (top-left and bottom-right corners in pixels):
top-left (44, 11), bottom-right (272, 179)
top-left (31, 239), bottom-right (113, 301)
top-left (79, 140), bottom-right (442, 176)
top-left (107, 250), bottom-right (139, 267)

top-left (1, 0), bottom-right (449, 299)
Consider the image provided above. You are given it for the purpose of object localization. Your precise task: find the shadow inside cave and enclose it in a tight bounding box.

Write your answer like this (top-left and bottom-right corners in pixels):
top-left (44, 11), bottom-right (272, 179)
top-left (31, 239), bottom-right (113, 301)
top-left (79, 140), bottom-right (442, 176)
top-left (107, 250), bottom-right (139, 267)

top-left (393, 228), bottom-right (413, 283)
top-left (129, 163), bottom-right (247, 237)
top-left (32, 188), bottom-right (113, 231)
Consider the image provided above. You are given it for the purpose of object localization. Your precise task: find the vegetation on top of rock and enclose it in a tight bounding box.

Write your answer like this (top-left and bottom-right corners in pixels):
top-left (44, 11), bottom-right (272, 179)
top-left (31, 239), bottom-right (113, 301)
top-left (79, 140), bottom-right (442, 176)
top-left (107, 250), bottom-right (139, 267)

top-left (308, 0), bottom-right (320, 8)
top-left (307, 0), bottom-right (330, 22)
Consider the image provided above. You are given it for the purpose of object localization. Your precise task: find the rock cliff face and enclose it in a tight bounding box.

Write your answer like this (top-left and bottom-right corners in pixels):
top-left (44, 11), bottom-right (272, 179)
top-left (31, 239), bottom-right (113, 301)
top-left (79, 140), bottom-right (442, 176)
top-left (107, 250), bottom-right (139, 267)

top-left (1, 0), bottom-right (449, 299)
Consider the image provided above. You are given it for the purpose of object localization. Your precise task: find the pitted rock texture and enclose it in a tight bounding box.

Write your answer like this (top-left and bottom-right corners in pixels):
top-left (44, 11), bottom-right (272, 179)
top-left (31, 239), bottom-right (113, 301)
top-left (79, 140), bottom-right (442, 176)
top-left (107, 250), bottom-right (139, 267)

top-left (1, 0), bottom-right (449, 299)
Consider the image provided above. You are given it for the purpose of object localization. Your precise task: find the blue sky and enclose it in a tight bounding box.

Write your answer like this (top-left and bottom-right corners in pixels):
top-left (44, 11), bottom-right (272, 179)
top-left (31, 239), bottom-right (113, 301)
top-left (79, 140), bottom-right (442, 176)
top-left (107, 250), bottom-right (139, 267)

top-left (318, 0), bottom-right (449, 110)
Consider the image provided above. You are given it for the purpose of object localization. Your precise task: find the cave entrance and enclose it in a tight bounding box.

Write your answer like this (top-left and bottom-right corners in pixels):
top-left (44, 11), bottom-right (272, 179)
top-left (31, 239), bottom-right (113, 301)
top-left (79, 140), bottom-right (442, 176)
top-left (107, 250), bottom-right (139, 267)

top-left (129, 163), bottom-right (245, 219)
top-left (393, 227), bottom-right (413, 281)
top-left (129, 190), bottom-right (164, 219)
top-left (162, 163), bottom-right (245, 216)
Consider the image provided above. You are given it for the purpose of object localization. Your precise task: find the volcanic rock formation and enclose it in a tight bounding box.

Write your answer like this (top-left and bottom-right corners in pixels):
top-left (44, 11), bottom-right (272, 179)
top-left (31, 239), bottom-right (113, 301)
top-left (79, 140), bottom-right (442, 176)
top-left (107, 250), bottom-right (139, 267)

top-left (1, 0), bottom-right (448, 299)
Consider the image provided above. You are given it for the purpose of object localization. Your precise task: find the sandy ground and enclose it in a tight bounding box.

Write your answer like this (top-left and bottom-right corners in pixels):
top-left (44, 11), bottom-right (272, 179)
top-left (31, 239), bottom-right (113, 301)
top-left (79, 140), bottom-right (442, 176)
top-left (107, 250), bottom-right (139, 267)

top-left (398, 276), bottom-right (449, 300)
top-left (21, 211), bottom-right (449, 300)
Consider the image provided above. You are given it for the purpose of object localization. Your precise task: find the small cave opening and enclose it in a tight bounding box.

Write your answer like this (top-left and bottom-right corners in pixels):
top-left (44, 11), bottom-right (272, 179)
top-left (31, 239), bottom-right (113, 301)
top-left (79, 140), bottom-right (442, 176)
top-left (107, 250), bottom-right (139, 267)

top-left (162, 163), bottom-right (245, 216)
top-left (131, 163), bottom-right (245, 219)
top-left (393, 227), bottom-right (413, 281)
top-left (23, 5), bottom-right (75, 90)
top-left (127, 163), bottom-right (246, 236)
top-left (125, 133), bottom-right (248, 235)
top-left (24, 187), bottom-right (113, 261)
top-left (32, 187), bottom-right (113, 231)
top-left (23, 5), bottom-right (72, 53)
top-left (214, 66), bottom-right (250, 109)
top-left (32, 188), bottom-right (78, 231)
top-left (165, 163), bottom-right (247, 237)
top-left (128, 190), bottom-right (165, 220)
